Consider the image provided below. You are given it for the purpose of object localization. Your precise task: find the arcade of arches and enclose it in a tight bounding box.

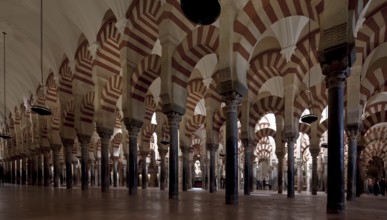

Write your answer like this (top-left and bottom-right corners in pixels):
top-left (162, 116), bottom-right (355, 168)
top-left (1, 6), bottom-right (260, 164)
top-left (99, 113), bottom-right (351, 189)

top-left (0, 0), bottom-right (387, 216)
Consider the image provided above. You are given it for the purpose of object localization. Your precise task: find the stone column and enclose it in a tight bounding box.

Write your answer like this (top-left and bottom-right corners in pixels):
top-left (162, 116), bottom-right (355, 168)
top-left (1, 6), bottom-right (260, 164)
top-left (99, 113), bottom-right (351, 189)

top-left (297, 159), bottom-right (302, 193)
top-left (43, 150), bottom-right (50, 186)
top-left (223, 91), bottom-right (242, 204)
top-left (321, 56), bottom-right (351, 213)
top-left (97, 127), bottom-right (113, 192)
top-left (310, 149), bottom-right (319, 195)
top-left (62, 138), bottom-right (74, 189)
top-left (242, 139), bottom-right (251, 195)
top-left (97, 160), bottom-right (101, 186)
top-left (208, 144), bottom-right (218, 193)
top-left (52, 145), bottom-right (61, 188)
top-left (32, 154), bottom-right (38, 185)
top-left (276, 152), bottom-right (285, 194)
top-left (113, 156), bottom-right (118, 187)
top-left (21, 157), bottom-right (27, 185)
top-left (140, 152), bottom-right (148, 189)
top-left (180, 146), bottom-right (189, 191)
top-left (90, 160), bottom-right (95, 186)
top-left (28, 156), bottom-right (33, 185)
top-left (167, 112), bottom-right (182, 199)
top-left (37, 153), bottom-right (43, 186)
top-left (78, 135), bottom-right (90, 191)
top-left (158, 148), bottom-right (168, 190)
top-left (285, 136), bottom-right (297, 198)
top-left (346, 124), bottom-right (359, 201)
top-left (16, 158), bottom-right (21, 184)
top-left (356, 144), bottom-right (364, 197)
top-left (126, 125), bottom-right (140, 195)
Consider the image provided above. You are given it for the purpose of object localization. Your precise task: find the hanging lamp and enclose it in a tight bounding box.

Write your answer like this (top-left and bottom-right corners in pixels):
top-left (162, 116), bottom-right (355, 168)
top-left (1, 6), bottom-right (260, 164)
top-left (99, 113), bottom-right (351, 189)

top-left (300, 19), bottom-right (318, 124)
top-left (30, 0), bottom-right (52, 116)
top-left (0, 32), bottom-right (12, 139)
top-left (180, 0), bottom-right (221, 25)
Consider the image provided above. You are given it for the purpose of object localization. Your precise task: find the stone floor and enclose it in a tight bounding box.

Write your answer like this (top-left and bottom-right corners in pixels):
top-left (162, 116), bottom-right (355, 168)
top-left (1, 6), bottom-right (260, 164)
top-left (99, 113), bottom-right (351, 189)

top-left (0, 185), bottom-right (386, 220)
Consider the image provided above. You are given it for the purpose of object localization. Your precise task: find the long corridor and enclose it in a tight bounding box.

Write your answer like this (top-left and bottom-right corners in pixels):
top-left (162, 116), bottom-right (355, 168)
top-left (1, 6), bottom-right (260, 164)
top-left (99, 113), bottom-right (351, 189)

top-left (0, 185), bottom-right (386, 220)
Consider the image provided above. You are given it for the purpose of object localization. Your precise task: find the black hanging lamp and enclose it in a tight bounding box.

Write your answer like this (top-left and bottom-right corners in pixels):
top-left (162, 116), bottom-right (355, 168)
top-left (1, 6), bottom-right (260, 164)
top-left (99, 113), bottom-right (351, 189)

top-left (0, 32), bottom-right (12, 139)
top-left (180, 0), bottom-right (221, 25)
top-left (300, 20), bottom-right (318, 124)
top-left (30, 0), bottom-right (52, 116)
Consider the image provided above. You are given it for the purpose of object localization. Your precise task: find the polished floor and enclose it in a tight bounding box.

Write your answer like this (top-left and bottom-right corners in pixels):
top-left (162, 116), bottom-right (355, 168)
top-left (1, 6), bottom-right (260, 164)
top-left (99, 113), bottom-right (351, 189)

top-left (0, 185), bottom-right (386, 220)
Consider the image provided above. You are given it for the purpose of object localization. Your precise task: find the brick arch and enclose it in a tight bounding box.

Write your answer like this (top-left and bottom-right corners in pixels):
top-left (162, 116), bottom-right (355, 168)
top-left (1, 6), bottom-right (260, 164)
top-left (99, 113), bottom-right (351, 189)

top-left (360, 66), bottom-right (387, 106)
top-left (356, 4), bottom-right (387, 64)
top-left (63, 101), bottom-right (74, 128)
top-left (115, 108), bottom-right (122, 129)
top-left (143, 124), bottom-right (157, 142)
top-left (249, 96), bottom-right (284, 127)
top-left (74, 40), bottom-right (94, 86)
top-left (59, 58), bottom-right (73, 95)
top-left (255, 137), bottom-right (273, 161)
top-left (112, 132), bottom-right (122, 148)
top-left (51, 108), bottom-right (60, 131)
top-left (213, 107), bottom-right (242, 133)
top-left (94, 19), bottom-right (121, 77)
top-left (299, 123), bottom-right (311, 137)
top-left (101, 75), bottom-right (122, 113)
top-left (363, 110), bottom-right (387, 132)
top-left (144, 95), bottom-right (156, 123)
top-left (233, 0), bottom-right (321, 63)
top-left (80, 91), bottom-right (95, 124)
top-left (185, 114), bottom-right (206, 138)
top-left (131, 54), bottom-right (161, 102)
top-left (255, 128), bottom-right (276, 140)
top-left (317, 119), bottom-right (328, 138)
top-left (364, 126), bottom-right (387, 146)
top-left (294, 82), bottom-right (327, 120)
top-left (365, 101), bottom-right (387, 117)
top-left (172, 25), bottom-right (219, 89)
top-left (123, 0), bottom-right (161, 59)
top-left (363, 141), bottom-right (387, 163)
top-left (186, 79), bottom-right (207, 116)
top-left (45, 72), bottom-right (58, 105)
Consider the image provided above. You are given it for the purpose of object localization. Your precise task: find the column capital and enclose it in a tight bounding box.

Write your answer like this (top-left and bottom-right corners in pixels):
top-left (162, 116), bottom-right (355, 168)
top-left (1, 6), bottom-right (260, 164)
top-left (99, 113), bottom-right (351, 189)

top-left (158, 148), bottom-right (168, 156)
top-left (127, 125), bottom-right (141, 138)
top-left (275, 151), bottom-right (285, 159)
top-left (309, 148), bottom-right (320, 158)
top-left (180, 145), bottom-right (190, 154)
top-left (283, 133), bottom-right (298, 144)
top-left (166, 111), bottom-right (182, 128)
top-left (140, 151), bottom-right (149, 157)
top-left (345, 123), bottom-right (361, 141)
top-left (77, 134), bottom-right (91, 145)
top-left (61, 138), bottom-right (74, 147)
top-left (96, 127), bottom-right (113, 142)
top-left (51, 144), bottom-right (62, 152)
top-left (222, 91), bottom-right (242, 113)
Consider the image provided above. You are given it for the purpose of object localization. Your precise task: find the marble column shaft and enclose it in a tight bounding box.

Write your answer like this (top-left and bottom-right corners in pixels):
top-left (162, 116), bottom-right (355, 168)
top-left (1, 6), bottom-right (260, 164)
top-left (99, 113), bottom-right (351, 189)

top-left (276, 152), bottom-right (285, 194)
top-left (79, 135), bottom-right (90, 191)
top-left (63, 139), bottom-right (74, 189)
top-left (113, 157), bottom-right (118, 187)
top-left (159, 148), bottom-right (168, 190)
top-left (52, 147), bottom-right (61, 188)
top-left (167, 112), bottom-right (182, 199)
top-left (223, 91), bottom-right (242, 204)
top-left (181, 146), bottom-right (189, 192)
top-left (242, 139), bottom-right (251, 195)
top-left (346, 125), bottom-right (359, 201)
top-left (37, 154), bottom-right (43, 186)
top-left (286, 137), bottom-right (297, 198)
top-left (141, 152), bottom-right (148, 189)
top-left (43, 151), bottom-right (50, 186)
top-left (97, 128), bottom-right (113, 192)
top-left (128, 125), bottom-right (140, 195)
top-left (208, 144), bottom-right (217, 193)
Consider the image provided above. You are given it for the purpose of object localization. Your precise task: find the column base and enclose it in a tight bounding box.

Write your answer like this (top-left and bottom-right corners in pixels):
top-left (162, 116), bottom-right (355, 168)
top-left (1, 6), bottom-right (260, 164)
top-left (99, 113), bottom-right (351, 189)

top-left (326, 203), bottom-right (345, 214)
top-left (169, 194), bottom-right (178, 199)
top-left (225, 195), bottom-right (238, 205)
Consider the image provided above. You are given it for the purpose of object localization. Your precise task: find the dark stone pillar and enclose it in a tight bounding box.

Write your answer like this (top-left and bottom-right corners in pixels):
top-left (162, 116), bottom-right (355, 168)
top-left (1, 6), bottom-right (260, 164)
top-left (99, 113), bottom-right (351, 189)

top-left (323, 60), bottom-right (350, 213)
top-left (62, 138), bottom-right (74, 189)
top-left (32, 155), bottom-right (38, 185)
top-left (310, 149), bottom-right (320, 195)
top-left (43, 151), bottom-right (50, 186)
top-left (250, 153), bottom-right (255, 192)
top-left (276, 152), bottom-right (285, 194)
top-left (181, 146), bottom-right (189, 191)
top-left (346, 124), bottom-right (359, 201)
top-left (16, 158), bottom-right (21, 184)
top-left (113, 157), bottom-right (118, 187)
top-left (126, 124), bottom-right (140, 195)
top-left (158, 148), bottom-right (168, 190)
top-left (208, 144), bottom-right (218, 193)
top-left (97, 127), bottom-right (113, 193)
top-left (21, 157), bottom-right (27, 185)
top-left (223, 91), bottom-right (242, 204)
top-left (167, 112), bottom-right (182, 199)
top-left (140, 152), bottom-right (148, 189)
top-left (285, 136), bottom-right (297, 198)
top-left (242, 139), bottom-right (251, 195)
top-left (78, 134), bottom-right (91, 191)
top-left (28, 156), bottom-right (33, 185)
top-left (37, 153), bottom-right (43, 186)
top-left (356, 144), bottom-right (364, 197)
top-left (52, 146), bottom-right (61, 188)
top-left (90, 161), bottom-right (95, 186)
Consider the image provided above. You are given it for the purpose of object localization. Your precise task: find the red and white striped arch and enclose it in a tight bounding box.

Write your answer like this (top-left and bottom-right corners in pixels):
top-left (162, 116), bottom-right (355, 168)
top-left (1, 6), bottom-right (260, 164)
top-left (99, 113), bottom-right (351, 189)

top-left (360, 66), bottom-right (387, 106)
top-left (143, 124), bottom-right (157, 143)
top-left (248, 50), bottom-right (286, 95)
top-left (34, 85), bottom-right (45, 106)
top-left (80, 91), bottom-right (95, 124)
top-left (51, 108), bottom-right (60, 131)
top-left (59, 59), bottom-right (73, 96)
top-left (363, 110), bottom-right (387, 132)
top-left (233, 0), bottom-right (321, 63)
top-left (255, 127), bottom-right (276, 141)
top-left (115, 108), bottom-right (122, 129)
top-left (74, 40), bottom-right (94, 86)
top-left (255, 137), bottom-right (273, 162)
top-left (365, 101), bottom-right (387, 117)
top-left (213, 107), bottom-right (242, 133)
top-left (186, 79), bottom-right (207, 116)
top-left (293, 83), bottom-right (327, 120)
top-left (101, 75), bottom-right (122, 113)
top-left (14, 107), bottom-right (20, 127)
top-left (356, 4), bottom-right (387, 63)
top-left (157, 0), bottom-right (195, 35)
top-left (299, 123), bottom-right (311, 137)
top-left (317, 119), bottom-right (328, 139)
top-left (204, 78), bottom-right (222, 104)
top-left (131, 54), bottom-right (161, 102)
top-left (363, 141), bottom-right (387, 163)
top-left (145, 95), bottom-right (156, 123)
top-left (123, 0), bottom-right (161, 59)
top-left (63, 101), bottom-right (74, 129)
top-left (112, 132), bottom-right (122, 148)
top-left (95, 19), bottom-right (121, 77)
top-left (249, 96), bottom-right (284, 127)
top-left (364, 126), bottom-right (387, 145)
top-left (45, 73), bottom-right (58, 105)
top-left (185, 114), bottom-right (206, 138)
top-left (172, 25), bottom-right (219, 89)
